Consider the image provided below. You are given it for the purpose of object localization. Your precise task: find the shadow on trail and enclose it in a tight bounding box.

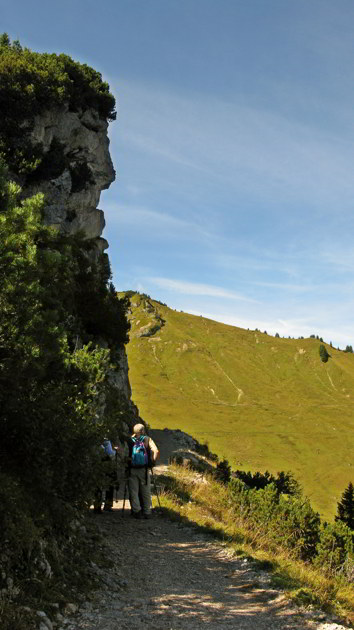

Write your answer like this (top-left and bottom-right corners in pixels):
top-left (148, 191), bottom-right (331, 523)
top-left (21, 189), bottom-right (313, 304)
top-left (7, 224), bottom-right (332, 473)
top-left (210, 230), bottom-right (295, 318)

top-left (102, 505), bottom-right (309, 630)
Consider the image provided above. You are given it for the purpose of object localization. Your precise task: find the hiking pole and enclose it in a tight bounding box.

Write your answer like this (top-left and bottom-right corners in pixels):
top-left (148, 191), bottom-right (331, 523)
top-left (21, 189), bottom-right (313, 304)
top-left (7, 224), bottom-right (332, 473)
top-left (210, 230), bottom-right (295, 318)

top-left (114, 451), bottom-right (119, 505)
top-left (122, 478), bottom-right (128, 517)
top-left (150, 467), bottom-right (161, 509)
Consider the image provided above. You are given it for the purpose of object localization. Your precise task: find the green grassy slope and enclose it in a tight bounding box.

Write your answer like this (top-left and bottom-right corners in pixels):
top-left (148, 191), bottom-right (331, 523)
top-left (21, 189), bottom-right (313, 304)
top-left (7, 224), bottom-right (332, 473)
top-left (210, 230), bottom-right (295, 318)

top-left (121, 292), bottom-right (354, 521)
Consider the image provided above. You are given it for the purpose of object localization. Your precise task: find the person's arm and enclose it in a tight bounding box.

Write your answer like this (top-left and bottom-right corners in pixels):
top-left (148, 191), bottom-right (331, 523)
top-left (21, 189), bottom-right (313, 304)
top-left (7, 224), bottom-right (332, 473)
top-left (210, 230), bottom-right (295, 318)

top-left (103, 439), bottom-right (115, 457)
top-left (147, 437), bottom-right (160, 463)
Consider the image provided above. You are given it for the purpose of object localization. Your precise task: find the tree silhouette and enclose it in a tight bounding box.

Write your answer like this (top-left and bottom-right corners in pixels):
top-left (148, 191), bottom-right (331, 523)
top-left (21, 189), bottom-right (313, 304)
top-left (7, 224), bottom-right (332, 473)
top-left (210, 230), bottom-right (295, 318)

top-left (335, 482), bottom-right (354, 530)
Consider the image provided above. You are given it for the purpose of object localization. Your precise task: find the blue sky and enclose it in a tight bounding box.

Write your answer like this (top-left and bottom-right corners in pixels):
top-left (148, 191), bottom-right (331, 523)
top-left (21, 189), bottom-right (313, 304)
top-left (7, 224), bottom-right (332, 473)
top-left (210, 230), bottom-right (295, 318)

top-left (4, 0), bottom-right (354, 347)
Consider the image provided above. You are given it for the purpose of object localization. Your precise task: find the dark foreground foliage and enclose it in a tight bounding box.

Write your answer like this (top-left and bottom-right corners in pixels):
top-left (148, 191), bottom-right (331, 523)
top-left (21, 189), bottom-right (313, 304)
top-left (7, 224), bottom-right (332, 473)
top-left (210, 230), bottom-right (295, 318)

top-left (0, 162), bottom-right (130, 619)
top-left (0, 37), bottom-right (126, 627)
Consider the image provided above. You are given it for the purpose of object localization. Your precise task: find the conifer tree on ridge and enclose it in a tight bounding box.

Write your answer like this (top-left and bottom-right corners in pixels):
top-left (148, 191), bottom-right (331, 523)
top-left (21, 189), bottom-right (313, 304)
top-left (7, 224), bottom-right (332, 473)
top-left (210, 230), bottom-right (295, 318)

top-left (335, 482), bottom-right (354, 530)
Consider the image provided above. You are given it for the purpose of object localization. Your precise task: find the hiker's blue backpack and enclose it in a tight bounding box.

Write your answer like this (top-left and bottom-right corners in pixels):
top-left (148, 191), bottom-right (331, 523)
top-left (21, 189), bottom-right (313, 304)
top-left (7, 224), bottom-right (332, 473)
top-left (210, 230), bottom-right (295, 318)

top-left (130, 436), bottom-right (149, 468)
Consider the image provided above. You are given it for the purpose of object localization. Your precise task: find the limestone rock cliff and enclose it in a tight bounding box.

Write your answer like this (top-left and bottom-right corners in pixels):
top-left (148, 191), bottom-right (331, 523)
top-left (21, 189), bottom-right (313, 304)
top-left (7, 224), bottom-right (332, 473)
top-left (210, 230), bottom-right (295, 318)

top-left (19, 102), bottom-right (138, 421)
top-left (22, 104), bottom-right (115, 254)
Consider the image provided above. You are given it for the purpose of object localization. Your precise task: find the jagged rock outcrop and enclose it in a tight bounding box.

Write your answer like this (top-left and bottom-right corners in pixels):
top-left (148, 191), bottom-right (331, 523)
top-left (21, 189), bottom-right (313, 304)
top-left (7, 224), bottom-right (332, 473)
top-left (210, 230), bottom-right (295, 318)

top-left (18, 103), bottom-right (139, 422)
top-left (109, 346), bottom-right (132, 402)
top-left (22, 105), bottom-right (115, 254)
top-left (168, 449), bottom-right (214, 473)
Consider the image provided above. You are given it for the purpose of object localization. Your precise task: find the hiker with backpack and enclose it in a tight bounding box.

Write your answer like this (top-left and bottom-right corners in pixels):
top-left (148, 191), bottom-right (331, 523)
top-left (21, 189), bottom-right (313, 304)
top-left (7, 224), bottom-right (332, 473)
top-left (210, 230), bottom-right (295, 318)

top-left (93, 438), bottom-right (121, 513)
top-left (127, 423), bottom-right (160, 519)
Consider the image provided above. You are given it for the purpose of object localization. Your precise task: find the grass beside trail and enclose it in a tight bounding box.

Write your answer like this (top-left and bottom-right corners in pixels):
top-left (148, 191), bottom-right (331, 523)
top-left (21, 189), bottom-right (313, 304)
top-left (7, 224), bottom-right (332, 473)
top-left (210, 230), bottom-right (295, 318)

top-left (153, 464), bottom-right (354, 625)
top-left (122, 292), bottom-right (354, 522)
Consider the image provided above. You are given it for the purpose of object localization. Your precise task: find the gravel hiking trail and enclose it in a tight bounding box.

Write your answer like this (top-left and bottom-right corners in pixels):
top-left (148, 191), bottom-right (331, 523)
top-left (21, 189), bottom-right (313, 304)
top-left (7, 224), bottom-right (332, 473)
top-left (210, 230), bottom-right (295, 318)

top-left (72, 430), bottom-right (351, 630)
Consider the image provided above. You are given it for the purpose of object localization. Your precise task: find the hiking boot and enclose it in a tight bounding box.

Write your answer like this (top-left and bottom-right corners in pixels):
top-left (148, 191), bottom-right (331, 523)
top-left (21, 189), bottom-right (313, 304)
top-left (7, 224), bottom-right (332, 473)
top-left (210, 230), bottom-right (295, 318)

top-left (104, 506), bottom-right (113, 512)
top-left (132, 510), bottom-right (143, 519)
top-left (143, 513), bottom-right (151, 520)
top-left (93, 506), bottom-right (102, 514)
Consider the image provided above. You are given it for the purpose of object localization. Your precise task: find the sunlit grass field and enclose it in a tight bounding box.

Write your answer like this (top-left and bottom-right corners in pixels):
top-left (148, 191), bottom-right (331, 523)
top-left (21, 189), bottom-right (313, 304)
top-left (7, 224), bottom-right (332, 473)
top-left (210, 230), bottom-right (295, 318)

top-left (121, 292), bottom-right (354, 521)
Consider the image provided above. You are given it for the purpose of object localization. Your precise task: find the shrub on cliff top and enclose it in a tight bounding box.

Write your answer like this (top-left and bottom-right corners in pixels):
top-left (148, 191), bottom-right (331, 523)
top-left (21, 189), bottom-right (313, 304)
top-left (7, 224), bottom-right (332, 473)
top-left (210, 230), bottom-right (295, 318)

top-left (0, 33), bottom-right (116, 174)
top-left (0, 33), bottom-right (116, 120)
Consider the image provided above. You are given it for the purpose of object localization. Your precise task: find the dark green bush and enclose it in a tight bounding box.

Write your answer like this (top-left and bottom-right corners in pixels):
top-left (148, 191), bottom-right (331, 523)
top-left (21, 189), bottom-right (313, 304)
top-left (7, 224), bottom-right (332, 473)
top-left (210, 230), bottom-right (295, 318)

top-left (228, 476), bottom-right (321, 560)
top-left (233, 469), bottom-right (301, 496)
top-left (272, 496), bottom-right (321, 560)
top-left (319, 343), bottom-right (330, 363)
top-left (214, 458), bottom-right (231, 484)
top-left (228, 477), bottom-right (252, 517)
top-left (314, 521), bottom-right (354, 576)
top-left (248, 482), bottom-right (279, 525)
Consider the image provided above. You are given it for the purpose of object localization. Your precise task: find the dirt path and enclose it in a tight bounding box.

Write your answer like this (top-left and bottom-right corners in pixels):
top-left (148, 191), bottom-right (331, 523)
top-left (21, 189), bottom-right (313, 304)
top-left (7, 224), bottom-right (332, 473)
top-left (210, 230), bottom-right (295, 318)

top-left (68, 430), bottom-right (351, 630)
top-left (150, 428), bottom-right (192, 466)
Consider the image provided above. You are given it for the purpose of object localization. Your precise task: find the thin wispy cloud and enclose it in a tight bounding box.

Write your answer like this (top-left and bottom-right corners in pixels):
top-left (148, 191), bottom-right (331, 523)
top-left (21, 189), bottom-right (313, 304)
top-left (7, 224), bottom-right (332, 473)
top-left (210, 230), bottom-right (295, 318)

top-left (100, 6), bottom-right (354, 349)
top-left (320, 250), bottom-right (354, 273)
top-left (215, 251), bottom-right (303, 278)
top-left (111, 78), bottom-right (354, 212)
top-left (147, 277), bottom-right (258, 302)
top-left (123, 130), bottom-right (202, 171)
top-left (104, 202), bottom-right (203, 234)
top-left (250, 281), bottom-right (314, 293)
top-left (103, 201), bottom-right (223, 251)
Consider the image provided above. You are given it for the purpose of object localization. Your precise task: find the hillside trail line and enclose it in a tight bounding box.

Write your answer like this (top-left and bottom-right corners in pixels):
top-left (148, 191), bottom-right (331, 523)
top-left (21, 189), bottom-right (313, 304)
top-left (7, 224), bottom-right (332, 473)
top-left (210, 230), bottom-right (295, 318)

top-left (73, 430), bottom-right (350, 630)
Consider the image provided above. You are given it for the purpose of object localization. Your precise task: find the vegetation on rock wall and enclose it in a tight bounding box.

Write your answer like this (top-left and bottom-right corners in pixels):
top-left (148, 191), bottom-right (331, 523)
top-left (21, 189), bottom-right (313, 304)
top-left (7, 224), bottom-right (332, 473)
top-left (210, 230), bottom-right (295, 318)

top-left (0, 39), bottom-right (129, 626)
top-left (0, 160), bottom-right (130, 624)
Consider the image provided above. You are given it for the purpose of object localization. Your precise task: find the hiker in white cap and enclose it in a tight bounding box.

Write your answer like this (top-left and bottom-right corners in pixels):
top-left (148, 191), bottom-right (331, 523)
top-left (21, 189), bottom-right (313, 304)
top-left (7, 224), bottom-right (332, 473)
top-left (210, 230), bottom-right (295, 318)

top-left (127, 423), bottom-right (160, 519)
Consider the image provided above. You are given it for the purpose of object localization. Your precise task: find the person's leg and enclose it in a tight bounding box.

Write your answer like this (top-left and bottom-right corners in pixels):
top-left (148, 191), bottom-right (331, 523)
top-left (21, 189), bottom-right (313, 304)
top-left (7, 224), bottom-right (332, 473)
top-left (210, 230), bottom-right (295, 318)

top-left (128, 470), bottom-right (142, 515)
top-left (104, 485), bottom-right (114, 511)
top-left (93, 488), bottom-right (103, 512)
top-left (139, 469), bottom-right (152, 516)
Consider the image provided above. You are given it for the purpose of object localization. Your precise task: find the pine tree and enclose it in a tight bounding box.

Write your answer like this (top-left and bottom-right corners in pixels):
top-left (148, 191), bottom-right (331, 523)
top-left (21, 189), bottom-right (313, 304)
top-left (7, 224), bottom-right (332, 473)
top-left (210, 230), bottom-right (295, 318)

top-left (319, 343), bottom-right (330, 363)
top-left (335, 482), bottom-right (354, 530)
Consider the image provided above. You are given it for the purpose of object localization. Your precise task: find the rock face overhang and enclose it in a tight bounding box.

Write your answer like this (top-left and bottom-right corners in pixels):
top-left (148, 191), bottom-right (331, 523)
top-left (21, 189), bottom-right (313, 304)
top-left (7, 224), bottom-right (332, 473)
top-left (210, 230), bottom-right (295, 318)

top-left (22, 104), bottom-right (115, 253)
